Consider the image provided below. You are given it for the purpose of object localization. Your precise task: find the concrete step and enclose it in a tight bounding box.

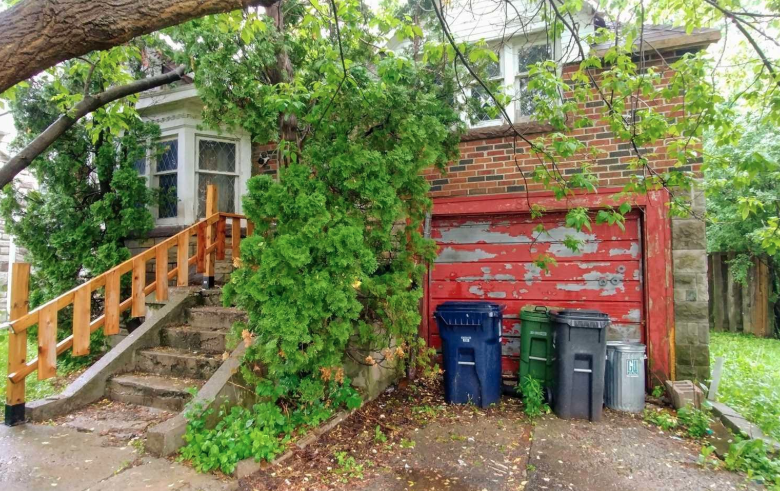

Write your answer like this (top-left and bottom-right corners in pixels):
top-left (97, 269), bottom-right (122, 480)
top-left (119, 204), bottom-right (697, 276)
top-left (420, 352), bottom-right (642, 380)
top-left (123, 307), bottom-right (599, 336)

top-left (136, 347), bottom-right (222, 380)
top-left (187, 306), bottom-right (247, 331)
top-left (161, 325), bottom-right (228, 354)
top-left (107, 373), bottom-right (204, 412)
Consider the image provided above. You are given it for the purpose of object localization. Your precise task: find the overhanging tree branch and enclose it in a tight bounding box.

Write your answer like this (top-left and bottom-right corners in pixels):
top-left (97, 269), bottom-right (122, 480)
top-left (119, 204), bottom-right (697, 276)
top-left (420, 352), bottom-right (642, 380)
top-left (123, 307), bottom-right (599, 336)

top-left (0, 64), bottom-right (188, 188)
top-left (0, 0), bottom-right (280, 95)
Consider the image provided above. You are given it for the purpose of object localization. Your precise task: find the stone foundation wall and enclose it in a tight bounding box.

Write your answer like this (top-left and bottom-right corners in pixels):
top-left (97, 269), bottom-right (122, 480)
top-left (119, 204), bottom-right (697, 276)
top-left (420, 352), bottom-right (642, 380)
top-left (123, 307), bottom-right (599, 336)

top-left (672, 188), bottom-right (710, 382)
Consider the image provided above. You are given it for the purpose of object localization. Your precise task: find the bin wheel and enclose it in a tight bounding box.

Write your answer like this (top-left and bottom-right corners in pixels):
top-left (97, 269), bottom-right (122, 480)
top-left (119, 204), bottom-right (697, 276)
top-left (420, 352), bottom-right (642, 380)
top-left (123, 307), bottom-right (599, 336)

top-left (544, 386), bottom-right (553, 405)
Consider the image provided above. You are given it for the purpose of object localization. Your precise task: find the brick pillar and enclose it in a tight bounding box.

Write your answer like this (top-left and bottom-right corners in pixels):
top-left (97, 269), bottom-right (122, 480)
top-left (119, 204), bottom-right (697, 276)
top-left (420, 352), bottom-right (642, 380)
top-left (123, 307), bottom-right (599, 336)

top-left (672, 187), bottom-right (710, 382)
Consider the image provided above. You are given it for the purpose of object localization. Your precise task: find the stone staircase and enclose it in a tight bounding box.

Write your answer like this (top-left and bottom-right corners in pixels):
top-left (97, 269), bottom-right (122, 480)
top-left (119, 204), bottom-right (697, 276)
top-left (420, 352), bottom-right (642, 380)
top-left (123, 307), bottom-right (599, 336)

top-left (105, 295), bottom-right (246, 414)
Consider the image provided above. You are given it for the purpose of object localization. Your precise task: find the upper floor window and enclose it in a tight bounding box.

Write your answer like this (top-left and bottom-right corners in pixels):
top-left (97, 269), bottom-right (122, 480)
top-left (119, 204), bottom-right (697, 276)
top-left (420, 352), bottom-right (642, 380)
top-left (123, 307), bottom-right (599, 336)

top-left (469, 51), bottom-right (504, 125)
top-left (515, 43), bottom-right (552, 120)
top-left (197, 137), bottom-right (238, 217)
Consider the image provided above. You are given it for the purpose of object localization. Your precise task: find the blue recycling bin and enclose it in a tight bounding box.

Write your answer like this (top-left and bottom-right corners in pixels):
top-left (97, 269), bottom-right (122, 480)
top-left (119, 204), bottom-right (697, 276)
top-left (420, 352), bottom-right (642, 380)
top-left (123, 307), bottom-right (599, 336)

top-left (434, 301), bottom-right (504, 408)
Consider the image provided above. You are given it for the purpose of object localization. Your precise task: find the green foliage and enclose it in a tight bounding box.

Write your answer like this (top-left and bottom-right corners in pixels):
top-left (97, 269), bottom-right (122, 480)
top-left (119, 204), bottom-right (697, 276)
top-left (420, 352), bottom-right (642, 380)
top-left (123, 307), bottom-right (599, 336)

top-left (373, 425), bottom-right (387, 443)
top-left (332, 451), bottom-right (366, 482)
top-left (1, 57), bottom-right (159, 368)
top-left (724, 438), bottom-right (780, 488)
top-left (651, 385), bottom-right (665, 398)
top-left (518, 375), bottom-right (550, 419)
top-left (180, 379), bottom-right (361, 474)
top-left (643, 408), bottom-right (679, 431)
top-left (677, 404), bottom-right (712, 438)
top-left (710, 332), bottom-right (780, 441)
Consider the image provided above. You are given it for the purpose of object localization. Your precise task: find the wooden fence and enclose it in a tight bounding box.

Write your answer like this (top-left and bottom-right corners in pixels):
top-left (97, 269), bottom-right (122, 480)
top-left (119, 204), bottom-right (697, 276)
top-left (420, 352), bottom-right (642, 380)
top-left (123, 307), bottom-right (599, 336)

top-left (708, 252), bottom-right (775, 336)
top-left (4, 185), bottom-right (250, 425)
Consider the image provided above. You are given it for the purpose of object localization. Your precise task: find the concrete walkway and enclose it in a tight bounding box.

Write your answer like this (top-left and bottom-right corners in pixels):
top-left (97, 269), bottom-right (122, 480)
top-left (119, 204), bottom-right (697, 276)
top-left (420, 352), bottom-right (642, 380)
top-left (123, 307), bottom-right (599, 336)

top-left (0, 423), bottom-right (232, 491)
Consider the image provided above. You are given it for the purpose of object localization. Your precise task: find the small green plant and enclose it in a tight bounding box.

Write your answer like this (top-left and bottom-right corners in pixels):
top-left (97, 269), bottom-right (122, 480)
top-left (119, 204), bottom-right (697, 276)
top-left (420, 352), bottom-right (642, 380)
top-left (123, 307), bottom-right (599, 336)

top-left (652, 385), bottom-right (665, 398)
top-left (527, 463), bottom-right (537, 473)
top-left (697, 445), bottom-right (720, 468)
top-left (724, 438), bottom-right (780, 487)
top-left (374, 425), bottom-right (387, 444)
top-left (333, 451), bottom-right (365, 482)
top-left (677, 404), bottom-right (712, 438)
top-left (400, 438), bottom-right (416, 449)
top-left (518, 375), bottom-right (550, 419)
top-left (643, 408), bottom-right (679, 431)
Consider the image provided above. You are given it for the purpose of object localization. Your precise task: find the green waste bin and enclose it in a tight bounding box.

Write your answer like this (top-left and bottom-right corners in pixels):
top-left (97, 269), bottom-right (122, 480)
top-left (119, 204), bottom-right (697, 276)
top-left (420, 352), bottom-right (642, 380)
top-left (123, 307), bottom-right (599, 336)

top-left (519, 306), bottom-right (555, 390)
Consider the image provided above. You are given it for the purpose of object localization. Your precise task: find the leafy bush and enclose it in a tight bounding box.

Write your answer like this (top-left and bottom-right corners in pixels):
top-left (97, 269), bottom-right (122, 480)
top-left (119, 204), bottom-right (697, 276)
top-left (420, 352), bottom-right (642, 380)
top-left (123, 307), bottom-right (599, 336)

top-left (710, 332), bottom-right (780, 441)
top-left (643, 408), bottom-right (679, 431)
top-left (518, 376), bottom-right (550, 419)
top-left (180, 379), bottom-right (361, 474)
top-left (724, 438), bottom-right (780, 487)
top-left (677, 404), bottom-right (712, 438)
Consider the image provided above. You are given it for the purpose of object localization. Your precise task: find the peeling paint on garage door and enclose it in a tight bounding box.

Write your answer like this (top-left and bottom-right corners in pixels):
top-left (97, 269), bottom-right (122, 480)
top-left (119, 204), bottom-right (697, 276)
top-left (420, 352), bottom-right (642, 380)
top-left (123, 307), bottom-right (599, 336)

top-left (427, 212), bottom-right (644, 378)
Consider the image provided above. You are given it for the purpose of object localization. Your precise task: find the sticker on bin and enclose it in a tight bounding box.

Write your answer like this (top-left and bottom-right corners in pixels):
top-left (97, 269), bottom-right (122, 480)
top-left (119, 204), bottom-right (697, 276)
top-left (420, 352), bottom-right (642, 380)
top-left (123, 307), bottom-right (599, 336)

top-left (461, 336), bottom-right (471, 343)
top-left (531, 331), bottom-right (548, 337)
top-left (626, 358), bottom-right (640, 377)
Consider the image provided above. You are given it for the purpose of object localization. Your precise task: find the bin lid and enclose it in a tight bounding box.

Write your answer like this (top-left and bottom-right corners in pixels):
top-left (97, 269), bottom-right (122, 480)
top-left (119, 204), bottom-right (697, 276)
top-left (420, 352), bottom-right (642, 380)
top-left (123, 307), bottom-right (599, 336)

top-left (614, 342), bottom-right (646, 352)
top-left (519, 306), bottom-right (551, 323)
top-left (436, 301), bottom-right (505, 314)
top-left (551, 309), bottom-right (610, 328)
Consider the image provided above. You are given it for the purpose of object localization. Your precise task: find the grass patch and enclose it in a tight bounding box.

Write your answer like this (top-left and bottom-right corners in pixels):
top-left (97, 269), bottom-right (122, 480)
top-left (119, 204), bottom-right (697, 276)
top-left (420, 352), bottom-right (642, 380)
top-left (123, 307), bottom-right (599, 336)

top-left (710, 331), bottom-right (780, 441)
top-left (0, 329), bottom-right (60, 402)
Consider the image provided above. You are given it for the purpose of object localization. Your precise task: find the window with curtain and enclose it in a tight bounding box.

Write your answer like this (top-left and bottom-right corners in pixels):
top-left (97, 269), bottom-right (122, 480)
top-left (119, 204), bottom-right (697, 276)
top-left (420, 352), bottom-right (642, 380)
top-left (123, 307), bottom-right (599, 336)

top-left (197, 138), bottom-right (237, 217)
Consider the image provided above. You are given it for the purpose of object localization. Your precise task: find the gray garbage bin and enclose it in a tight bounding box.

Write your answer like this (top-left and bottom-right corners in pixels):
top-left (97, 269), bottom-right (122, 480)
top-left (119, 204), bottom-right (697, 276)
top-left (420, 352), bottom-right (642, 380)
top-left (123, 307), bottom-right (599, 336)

top-left (605, 342), bottom-right (646, 413)
top-left (551, 310), bottom-right (609, 422)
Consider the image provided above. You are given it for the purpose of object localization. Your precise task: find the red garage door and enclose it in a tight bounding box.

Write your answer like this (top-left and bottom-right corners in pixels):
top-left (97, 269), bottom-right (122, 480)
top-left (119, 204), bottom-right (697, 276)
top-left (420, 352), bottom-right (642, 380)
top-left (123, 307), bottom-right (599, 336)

top-left (426, 211), bottom-right (644, 378)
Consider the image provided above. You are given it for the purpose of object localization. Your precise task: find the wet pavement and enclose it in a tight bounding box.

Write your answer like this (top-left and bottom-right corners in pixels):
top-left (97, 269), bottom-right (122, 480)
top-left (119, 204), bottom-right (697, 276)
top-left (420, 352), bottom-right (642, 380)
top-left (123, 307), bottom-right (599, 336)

top-left (525, 411), bottom-right (759, 491)
top-left (0, 420), bottom-right (233, 490)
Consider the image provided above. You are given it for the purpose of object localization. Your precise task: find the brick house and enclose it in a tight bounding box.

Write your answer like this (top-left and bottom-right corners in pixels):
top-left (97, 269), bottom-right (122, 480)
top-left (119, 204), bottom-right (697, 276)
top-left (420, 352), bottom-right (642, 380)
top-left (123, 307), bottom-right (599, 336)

top-left (132, 7), bottom-right (717, 385)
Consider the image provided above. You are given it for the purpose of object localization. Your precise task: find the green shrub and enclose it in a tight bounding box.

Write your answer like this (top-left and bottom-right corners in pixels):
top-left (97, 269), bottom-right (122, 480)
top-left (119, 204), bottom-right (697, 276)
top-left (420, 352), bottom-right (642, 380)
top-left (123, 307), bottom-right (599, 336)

top-left (677, 404), bottom-right (712, 438)
top-left (643, 408), bottom-right (679, 431)
top-left (518, 376), bottom-right (550, 419)
top-left (724, 438), bottom-right (780, 487)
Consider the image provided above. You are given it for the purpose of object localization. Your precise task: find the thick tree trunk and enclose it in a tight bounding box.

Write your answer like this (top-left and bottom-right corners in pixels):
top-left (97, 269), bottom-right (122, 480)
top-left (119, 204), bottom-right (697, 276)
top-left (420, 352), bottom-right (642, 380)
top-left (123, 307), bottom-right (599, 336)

top-left (0, 0), bottom-right (278, 95)
top-left (0, 65), bottom-right (187, 188)
top-left (265, 1), bottom-right (298, 146)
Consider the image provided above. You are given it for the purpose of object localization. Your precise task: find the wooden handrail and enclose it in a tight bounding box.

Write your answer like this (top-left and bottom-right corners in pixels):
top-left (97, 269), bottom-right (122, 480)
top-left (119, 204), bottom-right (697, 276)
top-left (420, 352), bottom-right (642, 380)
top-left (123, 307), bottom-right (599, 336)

top-left (4, 184), bottom-right (253, 420)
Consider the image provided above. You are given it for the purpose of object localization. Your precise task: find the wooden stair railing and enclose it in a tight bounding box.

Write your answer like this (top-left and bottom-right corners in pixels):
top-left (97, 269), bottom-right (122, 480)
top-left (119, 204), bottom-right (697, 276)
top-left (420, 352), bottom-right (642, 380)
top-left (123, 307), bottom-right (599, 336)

top-left (3, 184), bottom-right (251, 426)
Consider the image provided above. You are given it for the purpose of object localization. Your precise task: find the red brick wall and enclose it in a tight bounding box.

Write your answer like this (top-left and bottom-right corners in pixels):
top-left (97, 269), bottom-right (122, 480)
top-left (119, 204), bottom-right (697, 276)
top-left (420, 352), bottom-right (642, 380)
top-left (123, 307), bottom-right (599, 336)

top-left (426, 50), bottom-right (703, 199)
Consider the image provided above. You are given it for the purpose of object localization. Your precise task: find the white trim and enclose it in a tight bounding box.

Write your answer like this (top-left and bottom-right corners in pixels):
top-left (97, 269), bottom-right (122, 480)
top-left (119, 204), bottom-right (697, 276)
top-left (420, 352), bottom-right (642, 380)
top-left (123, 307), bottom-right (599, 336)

top-left (141, 113), bottom-right (252, 227)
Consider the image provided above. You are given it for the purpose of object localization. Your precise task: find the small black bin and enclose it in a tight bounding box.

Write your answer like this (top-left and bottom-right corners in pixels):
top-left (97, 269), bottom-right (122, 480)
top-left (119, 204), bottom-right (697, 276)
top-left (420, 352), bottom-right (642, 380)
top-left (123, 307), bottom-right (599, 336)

top-left (551, 309), bottom-right (610, 421)
top-left (434, 301), bottom-right (504, 408)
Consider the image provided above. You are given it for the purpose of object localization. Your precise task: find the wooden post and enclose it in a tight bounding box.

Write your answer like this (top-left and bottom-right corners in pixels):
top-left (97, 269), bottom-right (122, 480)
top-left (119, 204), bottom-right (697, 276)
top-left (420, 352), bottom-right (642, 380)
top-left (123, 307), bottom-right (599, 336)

top-left (216, 217), bottom-right (226, 261)
top-left (726, 252), bottom-right (742, 333)
top-left (231, 218), bottom-right (241, 262)
top-left (204, 184), bottom-right (217, 288)
top-left (72, 285), bottom-right (91, 356)
top-left (711, 253), bottom-right (726, 331)
top-left (104, 269), bottom-right (121, 336)
top-left (755, 258), bottom-right (770, 337)
top-left (177, 229), bottom-right (190, 287)
top-left (155, 243), bottom-right (169, 302)
top-left (38, 303), bottom-right (58, 380)
top-left (5, 262), bottom-right (30, 426)
top-left (131, 255), bottom-right (146, 318)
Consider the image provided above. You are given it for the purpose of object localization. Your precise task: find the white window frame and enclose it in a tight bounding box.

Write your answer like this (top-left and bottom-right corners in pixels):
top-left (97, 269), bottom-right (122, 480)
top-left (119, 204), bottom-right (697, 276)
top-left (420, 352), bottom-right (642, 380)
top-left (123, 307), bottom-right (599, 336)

top-left (513, 39), bottom-right (557, 123)
top-left (468, 46), bottom-right (508, 128)
top-left (195, 135), bottom-right (241, 218)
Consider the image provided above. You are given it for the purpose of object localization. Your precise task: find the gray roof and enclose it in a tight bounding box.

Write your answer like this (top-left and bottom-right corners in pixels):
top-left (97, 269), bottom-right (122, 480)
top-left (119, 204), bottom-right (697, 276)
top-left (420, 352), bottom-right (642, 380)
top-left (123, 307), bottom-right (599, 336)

top-left (591, 24), bottom-right (721, 56)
